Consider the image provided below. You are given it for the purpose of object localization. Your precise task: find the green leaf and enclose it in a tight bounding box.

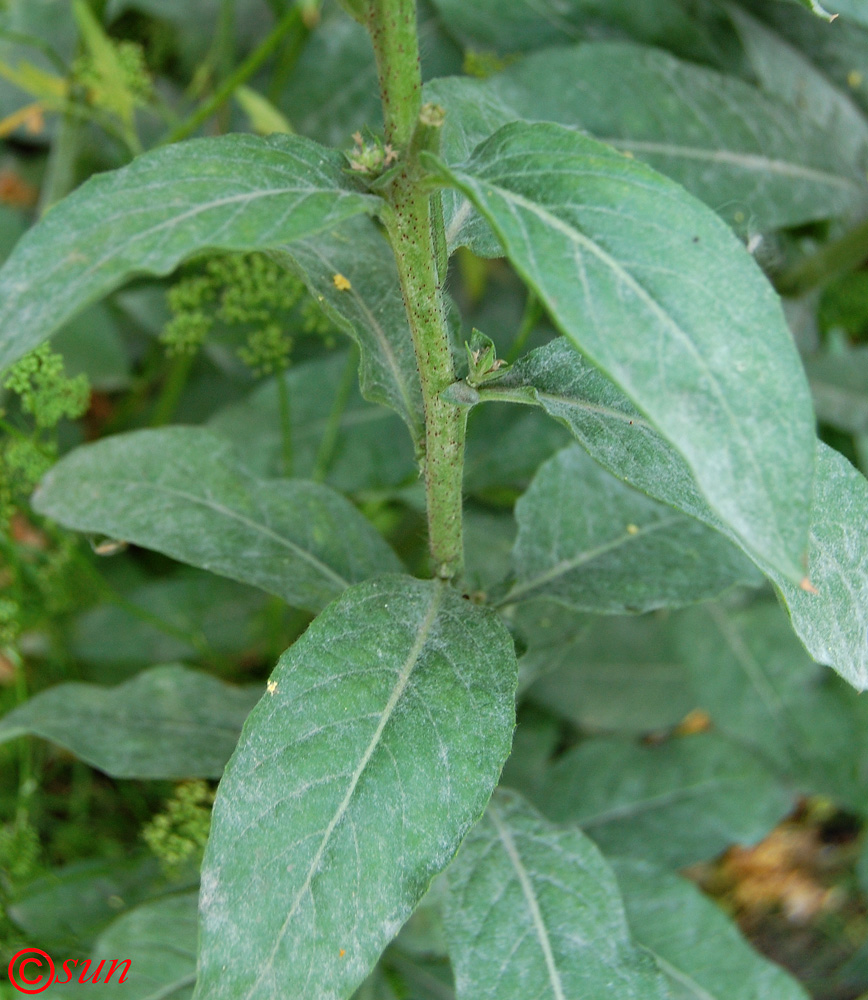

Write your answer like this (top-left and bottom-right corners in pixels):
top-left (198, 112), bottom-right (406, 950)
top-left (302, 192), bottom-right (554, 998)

top-left (499, 705), bottom-right (562, 797)
top-left (442, 788), bottom-right (670, 1000)
top-left (503, 445), bottom-right (760, 612)
top-left (53, 893), bottom-right (199, 999)
top-left (0, 133), bottom-right (378, 373)
top-left (750, 0), bottom-right (868, 118)
top-left (805, 344), bottom-right (868, 434)
top-left (426, 0), bottom-right (722, 61)
top-left (0, 665), bottom-right (259, 778)
top-left (71, 571), bottom-right (271, 677)
top-left (195, 576), bottom-right (517, 1000)
top-left (208, 352), bottom-right (417, 488)
top-left (674, 601), bottom-right (868, 806)
top-left (278, 7), bottom-right (381, 148)
top-left (728, 6), bottom-right (868, 173)
top-left (524, 612), bottom-right (694, 734)
top-left (776, 444), bottom-right (868, 690)
top-left (53, 302), bottom-right (131, 392)
top-left (7, 855), bottom-right (169, 952)
top-left (464, 402), bottom-right (570, 499)
top-left (788, 0), bottom-right (838, 20)
top-left (611, 858), bottom-right (811, 1000)
top-left (489, 43), bottom-right (867, 232)
top-left (31, 426), bottom-right (401, 613)
top-left (826, 0), bottom-right (868, 27)
top-left (275, 217), bottom-right (424, 438)
top-left (426, 122), bottom-right (816, 584)
top-left (537, 732), bottom-right (794, 867)
top-left (492, 339), bottom-right (868, 689)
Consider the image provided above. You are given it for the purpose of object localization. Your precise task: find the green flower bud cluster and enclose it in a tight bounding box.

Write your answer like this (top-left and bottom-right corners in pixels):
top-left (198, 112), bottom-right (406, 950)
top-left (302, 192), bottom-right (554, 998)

top-left (74, 40), bottom-right (153, 119)
top-left (236, 323), bottom-right (291, 376)
top-left (2, 345), bottom-right (90, 430)
top-left (1, 345), bottom-right (90, 527)
top-left (161, 276), bottom-right (216, 357)
top-left (160, 252), bottom-right (339, 373)
top-left (0, 818), bottom-right (40, 884)
top-left (142, 780), bottom-right (214, 874)
top-left (0, 438), bottom-right (53, 526)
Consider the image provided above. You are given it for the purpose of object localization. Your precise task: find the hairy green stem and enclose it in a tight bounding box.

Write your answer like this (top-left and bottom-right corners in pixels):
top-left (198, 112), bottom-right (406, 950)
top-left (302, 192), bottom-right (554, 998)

top-left (777, 215), bottom-right (868, 296)
top-left (364, 1), bottom-right (463, 577)
top-left (384, 172), bottom-right (465, 579)
top-left (365, 0), bottom-right (422, 148)
top-left (163, 3), bottom-right (304, 144)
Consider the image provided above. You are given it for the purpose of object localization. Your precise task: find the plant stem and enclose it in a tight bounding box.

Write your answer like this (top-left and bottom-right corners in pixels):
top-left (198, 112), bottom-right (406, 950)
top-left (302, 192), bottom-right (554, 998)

top-left (365, 1), bottom-right (463, 578)
top-left (163, 3), bottom-right (304, 144)
top-left (150, 351), bottom-right (195, 427)
top-left (365, 0), bottom-right (422, 148)
top-left (37, 109), bottom-right (80, 214)
top-left (776, 216), bottom-right (868, 296)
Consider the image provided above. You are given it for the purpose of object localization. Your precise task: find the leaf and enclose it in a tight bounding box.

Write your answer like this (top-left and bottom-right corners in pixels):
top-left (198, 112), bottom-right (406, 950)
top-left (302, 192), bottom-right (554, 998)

top-left (235, 85), bottom-right (293, 136)
top-left (426, 0), bottom-right (724, 62)
top-left (274, 217), bottom-right (424, 439)
top-left (31, 426), bottom-right (401, 613)
top-left (71, 571), bottom-right (271, 676)
top-left (489, 43), bottom-right (867, 232)
top-left (728, 5), bottom-right (868, 173)
top-left (787, 0), bottom-right (838, 20)
top-left (749, 0), bottom-right (868, 119)
top-left (425, 122), bottom-right (816, 584)
top-left (674, 601), bottom-right (868, 806)
top-left (0, 132), bottom-right (378, 373)
top-left (208, 351), bottom-right (417, 488)
top-left (7, 855), bottom-right (168, 951)
top-left (524, 612), bottom-right (694, 734)
top-left (776, 443), bottom-right (868, 690)
top-left (195, 575), bottom-right (517, 1000)
top-left (805, 344), bottom-right (868, 434)
top-left (53, 893), bottom-right (199, 999)
top-left (611, 858), bottom-right (811, 1000)
top-left (827, 0), bottom-right (868, 28)
top-left (499, 705), bottom-right (562, 797)
top-left (442, 788), bottom-right (670, 1000)
top-left (537, 732), bottom-right (794, 867)
top-left (53, 302), bottom-right (131, 392)
top-left (503, 445), bottom-right (760, 612)
top-left (0, 665), bottom-right (259, 778)
top-left (492, 339), bottom-right (868, 689)
top-left (464, 402), bottom-right (570, 499)
top-left (277, 7), bottom-right (381, 148)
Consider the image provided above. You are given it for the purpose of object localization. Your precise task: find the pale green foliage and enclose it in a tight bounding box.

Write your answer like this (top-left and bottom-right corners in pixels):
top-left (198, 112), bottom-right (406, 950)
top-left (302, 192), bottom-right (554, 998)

top-left (0, 3), bottom-right (867, 999)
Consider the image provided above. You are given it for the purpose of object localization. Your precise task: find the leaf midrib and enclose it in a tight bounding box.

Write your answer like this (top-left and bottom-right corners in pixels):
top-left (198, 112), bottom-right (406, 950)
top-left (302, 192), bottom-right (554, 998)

top-left (87, 477), bottom-right (351, 592)
top-left (246, 583), bottom-right (445, 996)
top-left (504, 513), bottom-right (682, 604)
top-left (489, 802), bottom-right (567, 1000)
top-left (605, 138), bottom-right (862, 192)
